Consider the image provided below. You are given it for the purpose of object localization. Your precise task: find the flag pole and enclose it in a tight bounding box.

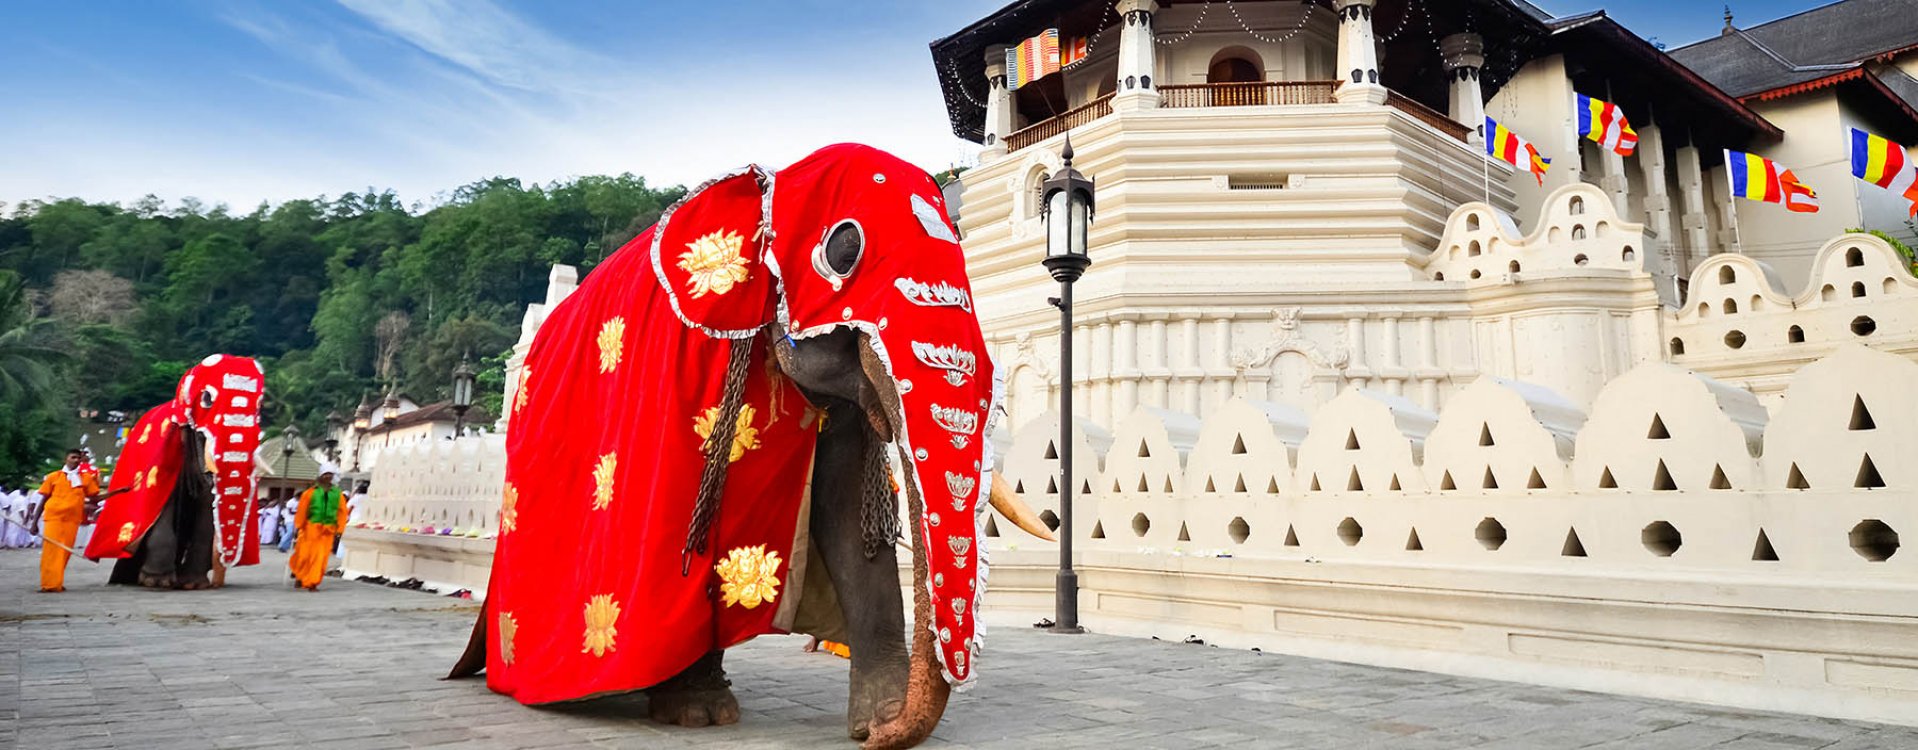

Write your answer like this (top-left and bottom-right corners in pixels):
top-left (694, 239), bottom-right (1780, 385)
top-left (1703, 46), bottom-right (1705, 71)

top-left (1481, 125), bottom-right (1492, 205)
top-left (1723, 150), bottom-right (1745, 255)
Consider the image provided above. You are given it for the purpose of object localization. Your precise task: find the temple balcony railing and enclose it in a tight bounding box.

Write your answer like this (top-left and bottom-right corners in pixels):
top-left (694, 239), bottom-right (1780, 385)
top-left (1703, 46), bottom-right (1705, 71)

top-left (1004, 82), bottom-right (1470, 154)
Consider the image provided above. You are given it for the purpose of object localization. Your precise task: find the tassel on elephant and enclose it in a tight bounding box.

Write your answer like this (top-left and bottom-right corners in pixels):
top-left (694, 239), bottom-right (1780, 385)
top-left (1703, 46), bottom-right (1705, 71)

top-left (447, 144), bottom-right (1052, 748)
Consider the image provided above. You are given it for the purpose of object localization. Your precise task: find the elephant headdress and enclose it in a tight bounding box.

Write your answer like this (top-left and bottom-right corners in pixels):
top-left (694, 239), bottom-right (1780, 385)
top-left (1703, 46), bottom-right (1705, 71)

top-left (86, 354), bottom-right (266, 568)
top-left (480, 145), bottom-right (996, 730)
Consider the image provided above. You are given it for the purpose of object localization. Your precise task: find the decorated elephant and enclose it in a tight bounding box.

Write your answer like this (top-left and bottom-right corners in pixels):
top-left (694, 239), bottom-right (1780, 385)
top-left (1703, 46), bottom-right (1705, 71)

top-left (86, 354), bottom-right (266, 589)
top-left (447, 144), bottom-right (1052, 748)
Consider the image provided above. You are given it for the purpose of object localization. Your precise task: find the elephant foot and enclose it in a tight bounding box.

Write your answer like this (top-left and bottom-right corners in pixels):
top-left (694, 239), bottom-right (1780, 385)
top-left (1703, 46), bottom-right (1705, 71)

top-left (850, 698), bottom-right (903, 742)
top-left (176, 575), bottom-right (211, 591)
top-left (138, 572), bottom-right (175, 590)
top-left (646, 651), bottom-right (739, 728)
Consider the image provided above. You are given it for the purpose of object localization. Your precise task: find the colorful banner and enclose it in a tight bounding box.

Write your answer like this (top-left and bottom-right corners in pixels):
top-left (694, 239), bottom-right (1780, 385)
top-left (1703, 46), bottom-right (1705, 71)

top-left (1485, 117), bottom-right (1552, 185)
top-left (1726, 149), bottom-right (1820, 213)
top-left (1006, 29), bottom-right (1060, 91)
top-left (1576, 93), bottom-right (1638, 157)
top-left (1849, 127), bottom-right (1918, 216)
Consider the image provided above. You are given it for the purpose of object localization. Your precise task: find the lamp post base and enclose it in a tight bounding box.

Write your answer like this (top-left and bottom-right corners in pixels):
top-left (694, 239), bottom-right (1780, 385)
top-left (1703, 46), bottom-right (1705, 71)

top-left (1051, 569), bottom-right (1084, 634)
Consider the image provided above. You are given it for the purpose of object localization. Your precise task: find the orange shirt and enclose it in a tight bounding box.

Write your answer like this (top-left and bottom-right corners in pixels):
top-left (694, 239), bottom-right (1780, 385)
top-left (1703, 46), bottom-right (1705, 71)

top-left (38, 469), bottom-right (101, 523)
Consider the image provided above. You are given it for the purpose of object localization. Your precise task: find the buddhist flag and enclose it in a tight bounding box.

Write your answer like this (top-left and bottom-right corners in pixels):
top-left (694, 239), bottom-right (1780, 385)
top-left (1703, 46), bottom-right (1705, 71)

top-left (1485, 117), bottom-right (1551, 185)
top-left (1006, 29), bottom-right (1060, 91)
top-left (1575, 93), bottom-right (1638, 157)
top-left (1849, 128), bottom-right (1918, 216)
top-left (1726, 150), bottom-right (1820, 213)
top-left (1060, 35), bottom-right (1090, 68)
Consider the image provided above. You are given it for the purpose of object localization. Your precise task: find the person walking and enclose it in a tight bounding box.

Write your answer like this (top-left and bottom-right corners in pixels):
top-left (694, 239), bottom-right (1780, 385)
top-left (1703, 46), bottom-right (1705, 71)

top-left (29, 449), bottom-right (107, 592)
top-left (277, 497), bottom-right (297, 553)
top-left (288, 464), bottom-right (346, 591)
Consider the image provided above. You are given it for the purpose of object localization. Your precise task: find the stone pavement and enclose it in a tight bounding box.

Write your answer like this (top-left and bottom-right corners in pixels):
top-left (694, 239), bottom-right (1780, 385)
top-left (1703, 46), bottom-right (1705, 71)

top-left (3, 548), bottom-right (1915, 750)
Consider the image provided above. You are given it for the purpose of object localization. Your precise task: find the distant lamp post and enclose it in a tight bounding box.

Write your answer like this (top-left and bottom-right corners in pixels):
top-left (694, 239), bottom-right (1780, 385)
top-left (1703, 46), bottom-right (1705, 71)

top-left (350, 396), bottom-right (372, 473)
top-left (1039, 133), bottom-right (1094, 636)
top-left (324, 411), bottom-right (345, 464)
top-left (451, 354), bottom-right (476, 439)
top-left (280, 424), bottom-right (299, 478)
top-left (382, 388), bottom-right (401, 422)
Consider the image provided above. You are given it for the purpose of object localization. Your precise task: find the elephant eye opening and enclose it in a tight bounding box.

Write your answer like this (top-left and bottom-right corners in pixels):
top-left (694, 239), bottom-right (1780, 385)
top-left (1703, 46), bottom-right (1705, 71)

top-left (199, 386), bottom-right (217, 409)
top-left (815, 219), bottom-right (864, 283)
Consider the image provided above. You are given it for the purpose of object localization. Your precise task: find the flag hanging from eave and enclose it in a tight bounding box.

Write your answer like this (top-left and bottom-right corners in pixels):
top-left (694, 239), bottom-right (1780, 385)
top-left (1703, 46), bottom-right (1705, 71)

top-left (1575, 94), bottom-right (1638, 157)
top-left (1061, 35), bottom-right (1089, 68)
top-left (1850, 128), bottom-right (1918, 216)
top-left (1727, 149), bottom-right (1820, 213)
top-left (1007, 29), bottom-right (1061, 91)
top-left (1485, 117), bottom-right (1552, 185)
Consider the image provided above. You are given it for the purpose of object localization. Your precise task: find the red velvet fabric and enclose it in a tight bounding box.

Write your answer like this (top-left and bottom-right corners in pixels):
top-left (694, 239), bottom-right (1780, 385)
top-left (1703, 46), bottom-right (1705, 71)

top-left (487, 145), bottom-right (993, 705)
top-left (85, 355), bottom-right (265, 566)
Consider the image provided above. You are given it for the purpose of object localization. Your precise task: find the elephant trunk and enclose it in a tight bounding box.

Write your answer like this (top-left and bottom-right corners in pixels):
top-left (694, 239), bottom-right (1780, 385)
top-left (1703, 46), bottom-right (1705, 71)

top-left (861, 468), bottom-right (949, 750)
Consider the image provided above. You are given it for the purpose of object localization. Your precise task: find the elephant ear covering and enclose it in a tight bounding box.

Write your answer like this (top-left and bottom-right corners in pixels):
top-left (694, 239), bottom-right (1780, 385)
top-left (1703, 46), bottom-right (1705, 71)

top-left (487, 167), bottom-right (819, 705)
top-left (85, 354), bottom-right (264, 567)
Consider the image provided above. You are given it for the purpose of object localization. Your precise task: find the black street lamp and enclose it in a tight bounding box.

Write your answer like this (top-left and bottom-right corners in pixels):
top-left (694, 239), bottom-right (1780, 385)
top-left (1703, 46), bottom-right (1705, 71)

top-left (451, 353), bottom-right (476, 439)
top-left (280, 424), bottom-right (299, 478)
top-left (381, 388), bottom-right (401, 422)
top-left (1040, 133), bottom-right (1094, 635)
top-left (350, 395), bottom-right (372, 473)
top-left (324, 411), bottom-right (345, 464)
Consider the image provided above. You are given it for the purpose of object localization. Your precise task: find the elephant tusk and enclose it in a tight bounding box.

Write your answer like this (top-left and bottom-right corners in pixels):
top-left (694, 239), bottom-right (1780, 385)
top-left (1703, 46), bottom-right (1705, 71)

top-left (989, 473), bottom-right (1056, 542)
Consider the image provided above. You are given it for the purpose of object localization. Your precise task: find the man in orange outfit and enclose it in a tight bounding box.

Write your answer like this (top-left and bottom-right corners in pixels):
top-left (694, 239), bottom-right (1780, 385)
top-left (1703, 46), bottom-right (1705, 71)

top-left (288, 464), bottom-right (345, 591)
top-left (29, 449), bottom-right (105, 592)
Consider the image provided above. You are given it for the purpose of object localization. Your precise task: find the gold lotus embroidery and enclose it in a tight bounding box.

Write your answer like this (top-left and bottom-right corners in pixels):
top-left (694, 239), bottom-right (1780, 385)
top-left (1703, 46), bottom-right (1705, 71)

top-left (715, 545), bottom-right (782, 609)
top-left (118, 523), bottom-right (136, 544)
top-left (514, 367), bottom-right (532, 415)
top-left (582, 594), bottom-right (620, 657)
top-left (677, 229), bottom-right (751, 298)
top-left (500, 482), bottom-right (518, 535)
top-left (498, 611), bottom-right (517, 666)
top-left (692, 403), bottom-right (761, 463)
top-left (591, 453), bottom-right (616, 511)
top-left (145, 467), bottom-right (159, 489)
top-left (596, 318), bottom-right (626, 374)
top-left (138, 425), bottom-right (151, 444)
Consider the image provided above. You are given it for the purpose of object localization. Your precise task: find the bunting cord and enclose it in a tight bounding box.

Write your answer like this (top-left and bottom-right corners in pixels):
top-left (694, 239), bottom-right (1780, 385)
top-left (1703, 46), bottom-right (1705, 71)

top-left (681, 335), bottom-right (757, 574)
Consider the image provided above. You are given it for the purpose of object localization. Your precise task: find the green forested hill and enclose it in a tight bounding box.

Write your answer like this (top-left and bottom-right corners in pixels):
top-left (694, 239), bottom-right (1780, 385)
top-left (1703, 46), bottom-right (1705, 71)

top-left (0, 175), bottom-right (685, 484)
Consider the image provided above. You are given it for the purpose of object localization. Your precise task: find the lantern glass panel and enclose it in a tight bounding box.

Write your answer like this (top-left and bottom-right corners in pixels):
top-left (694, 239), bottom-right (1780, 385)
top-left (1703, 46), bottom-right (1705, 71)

top-left (1046, 190), bottom-right (1069, 259)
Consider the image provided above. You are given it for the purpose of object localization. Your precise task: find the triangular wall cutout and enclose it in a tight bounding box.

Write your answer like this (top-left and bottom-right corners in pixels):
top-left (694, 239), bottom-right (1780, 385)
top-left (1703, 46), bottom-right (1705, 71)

top-left (1177, 522), bottom-right (1191, 542)
top-left (1752, 528), bottom-right (1778, 561)
top-left (1482, 467), bottom-right (1499, 489)
top-left (1138, 439), bottom-right (1151, 458)
top-left (1856, 454), bottom-right (1886, 489)
top-left (1090, 521), bottom-right (1105, 539)
top-left (1347, 467), bottom-right (1365, 492)
top-left (1345, 429), bottom-right (1361, 450)
top-left (1113, 478), bottom-right (1123, 493)
top-left (1164, 477), bottom-right (1175, 493)
top-left (1648, 414), bottom-right (1671, 440)
top-left (985, 516), bottom-right (1000, 537)
top-left (1562, 528), bottom-right (1587, 557)
top-left (1440, 471), bottom-right (1456, 491)
top-left (1652, 460), bottom-right (1677, 491)
top-left (1709, 465), bottom-right (1731, 490)
top-left (1266, 477), bottom-right (1280, 494)
top-left (1015, 479), bottom-right (1025, 493)
top-left (1389, 474), bottom-right (1402, 491)
top-left (1850, 395), bottom-right (1877, 431)
top-left (1479, 424), bottom-right (1495, 446)
top-left (1205, 476), bottom-right (1216, 493)
top-left (1310, 474), bottom-right (1322, 491)
top-left (1234, 474), bottom-right (1247, 492)
top-left (1786, 463), bottom-right (1810, 489)
top-left (1046, 476), bottom-right (1059, 494)
top-left (1527, 468), bottom-right (1546, 489)
top-left (1283, 525), bottom-right (1299, 546)
top-left (1137, 476), bottom-right (1149, 492)
top-left (1044, 442), bottom-right (1058, 459)
top-left (1081, 479), bottom-right (1092, 495)
top-left (1232, 434), bottom-right (1247, 454)
top-left (1405, 528), bottom-right (1423, 551)
top-left (1599, 467), bottom-right (1617, 489)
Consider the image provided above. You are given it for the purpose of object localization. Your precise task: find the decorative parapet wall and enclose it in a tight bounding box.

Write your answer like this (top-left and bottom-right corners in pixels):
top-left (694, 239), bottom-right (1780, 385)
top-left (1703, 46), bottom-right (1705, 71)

top-left (1424, 183), bottom-right (1655, 284)
top-left (1667, 234), bottom-right (1918, 405)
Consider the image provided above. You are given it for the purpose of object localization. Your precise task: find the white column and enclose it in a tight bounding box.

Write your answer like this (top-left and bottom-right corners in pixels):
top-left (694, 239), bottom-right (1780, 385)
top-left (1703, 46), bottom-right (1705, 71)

top-left (1115, 319), bottom-right (1140, 417)
top-left (1113, 0), bottom-right (1160, 111)
top-left (981, 45), bottom-right (1013, 160)
top-left (1601, 149), bottom-right (1630, 214)
top-left (1178, 317), bottom-right (1202, 415)
top-left (1675, 143), bottom-right (1712, 263)
top-left (1344, 316), bottom-right (1370, 390)
top-left (1144, 317), bottom-right (1169, 409)
top-left (1441, 33), bottom-right (1485, 144)
top-left (1333, 0), bottom-right (1386, 105)
top-left (1416, 316), bottom-right (1440, 409)
top-left (1637, 122), bottom-right (1676, 270)
top-left (1379, 316), bottom-right (1405, 397)
top-left (1209, 318), bottom-right (1234, 409)
top-left (1090, 322), bottom-right (1112, 427)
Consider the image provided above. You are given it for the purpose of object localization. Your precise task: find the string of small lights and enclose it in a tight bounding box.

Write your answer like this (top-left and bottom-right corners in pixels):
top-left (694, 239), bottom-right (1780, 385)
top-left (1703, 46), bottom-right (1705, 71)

top-left (1154, 0), bottom-right (1211, 46)
top-left (1064, 0), bottom-right (1119, 70)
top-left (1375, 0), bottom-right (1421, 43)
top-left (1221, 0), bottom-right (1316, 45)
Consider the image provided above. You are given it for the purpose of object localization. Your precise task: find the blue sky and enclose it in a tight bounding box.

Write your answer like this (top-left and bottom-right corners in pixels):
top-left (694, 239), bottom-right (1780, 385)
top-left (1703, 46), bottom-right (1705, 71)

top-left (0, 0), bottom-right (1828, 210)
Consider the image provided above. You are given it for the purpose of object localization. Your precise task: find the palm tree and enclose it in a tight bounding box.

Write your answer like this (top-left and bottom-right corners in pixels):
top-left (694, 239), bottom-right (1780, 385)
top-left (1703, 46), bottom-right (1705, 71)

top-left (0, 271), bottom-right (68, 407)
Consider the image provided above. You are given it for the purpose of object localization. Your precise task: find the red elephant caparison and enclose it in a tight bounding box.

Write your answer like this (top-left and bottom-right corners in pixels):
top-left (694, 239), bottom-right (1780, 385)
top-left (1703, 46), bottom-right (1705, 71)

top-left (483, 145), bottom-right (997, 709)
top-left (86, 355), bottom-right (267, 577)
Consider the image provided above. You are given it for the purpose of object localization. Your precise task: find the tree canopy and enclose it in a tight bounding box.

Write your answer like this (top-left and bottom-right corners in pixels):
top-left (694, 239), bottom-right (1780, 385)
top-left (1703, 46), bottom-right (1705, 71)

top-left (0, 174), bottom-right (685, 485)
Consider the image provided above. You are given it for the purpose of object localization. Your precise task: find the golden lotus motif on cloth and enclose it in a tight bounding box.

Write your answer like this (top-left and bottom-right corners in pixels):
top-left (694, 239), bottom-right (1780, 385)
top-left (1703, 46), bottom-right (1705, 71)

top-left (513, 367), bottom-right (532, 415)
top-left (693, 403), bottom-right (761, 463)
top-left (596, 318), bottom-right (626, 374)
top-left (582, 594), bottom-right (620, 657)
top-left (145, 467), bottom-right (159, 489)
top-left (591, 454), bottom-right (616, 511)
top-left (678, 229), bottom-right (751, 298)
top-left (138, 425), bottom-right (151, 444)
top-left (715, 545), bottom-right (782, 610)
top-left (118, 522), bottom-right (136, 544)
top-left (499, 611), bottom-right (517, 665)
top-left (500, 482), bottom-right (518, 535)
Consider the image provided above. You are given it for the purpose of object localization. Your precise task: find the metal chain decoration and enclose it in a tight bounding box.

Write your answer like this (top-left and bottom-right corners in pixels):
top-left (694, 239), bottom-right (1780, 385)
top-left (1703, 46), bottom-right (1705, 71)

top-left (680, 333), bottom-right (758, 574)
top-left (1222, 0), bottom-right (1316, 45)
top-left (860, 434), bottom-right (901, 560)
top-left (1154, 0), bottom-right (1211, 46)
